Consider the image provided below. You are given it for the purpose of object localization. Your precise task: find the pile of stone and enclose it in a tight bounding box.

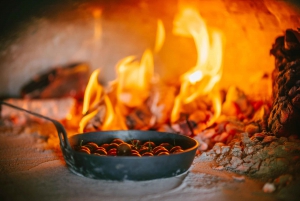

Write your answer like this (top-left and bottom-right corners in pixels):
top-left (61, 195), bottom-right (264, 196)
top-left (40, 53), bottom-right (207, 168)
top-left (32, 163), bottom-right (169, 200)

top-left (198, 130), bottom-right (300, 179)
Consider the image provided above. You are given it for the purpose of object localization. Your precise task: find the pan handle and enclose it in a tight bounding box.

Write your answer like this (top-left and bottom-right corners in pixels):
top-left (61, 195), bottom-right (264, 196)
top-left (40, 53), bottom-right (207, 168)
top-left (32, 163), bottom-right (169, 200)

top-left (0, 101), bottom-right (71, 150)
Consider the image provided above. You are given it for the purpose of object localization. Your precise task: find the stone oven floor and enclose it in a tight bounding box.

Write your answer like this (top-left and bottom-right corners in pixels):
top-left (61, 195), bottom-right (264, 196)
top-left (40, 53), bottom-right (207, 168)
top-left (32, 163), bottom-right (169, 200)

top-left (0, 125), bottom-right (299, 201)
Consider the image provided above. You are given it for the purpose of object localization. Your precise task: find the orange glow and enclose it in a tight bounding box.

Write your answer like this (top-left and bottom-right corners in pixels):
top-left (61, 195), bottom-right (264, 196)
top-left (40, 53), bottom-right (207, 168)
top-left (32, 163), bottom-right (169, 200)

top-left (207, 89), bottom-right (222, 126)
top-left (171, 8), bottom-right (223, 126)
top-left (154, 19), bottom-right (165, 53)
top-left (79, 49), bottom-right (154, 131)
top-left (66, 113), bottom-right (73, 121)
top-left (101, 96), bottom-right (127, 130)
top-left (92, 8), bottom-right (102, 41)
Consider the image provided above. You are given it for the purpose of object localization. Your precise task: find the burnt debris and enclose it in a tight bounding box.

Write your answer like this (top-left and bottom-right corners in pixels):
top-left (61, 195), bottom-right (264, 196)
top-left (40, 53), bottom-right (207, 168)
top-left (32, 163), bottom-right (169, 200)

top-left (268, 29), bottom-right (300, 137)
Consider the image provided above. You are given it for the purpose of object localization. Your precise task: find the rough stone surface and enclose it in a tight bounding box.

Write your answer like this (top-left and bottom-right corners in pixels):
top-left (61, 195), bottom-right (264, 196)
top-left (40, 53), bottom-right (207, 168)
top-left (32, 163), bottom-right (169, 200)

top-left (198, 117), bottom-right (300, 181)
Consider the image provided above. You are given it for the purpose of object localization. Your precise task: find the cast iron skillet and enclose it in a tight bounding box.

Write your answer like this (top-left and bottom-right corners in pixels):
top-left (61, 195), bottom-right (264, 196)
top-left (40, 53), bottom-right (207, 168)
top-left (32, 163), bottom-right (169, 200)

top-left (1, 101), bottom-right (199, 181)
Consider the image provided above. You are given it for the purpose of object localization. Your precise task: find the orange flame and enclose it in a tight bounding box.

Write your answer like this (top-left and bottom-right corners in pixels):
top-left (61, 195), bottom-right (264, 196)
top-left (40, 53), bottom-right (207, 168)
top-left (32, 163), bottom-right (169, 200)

top-left (154, 19), bottom-right (165, 53)
top-left (79, 48), bottom-right (155, 131)
top-left (79, 70), bottom-right (127, 132)
top-left (82, 69), bottom-right (103, 116)
top-left (80, 69), bottom-right (103, 132)
top-left (171, 8), bottom-right (223, 126)
top-left (116, 49), bottom-right (154, 108)
top-left (79, 9), bottom-right (223, 132)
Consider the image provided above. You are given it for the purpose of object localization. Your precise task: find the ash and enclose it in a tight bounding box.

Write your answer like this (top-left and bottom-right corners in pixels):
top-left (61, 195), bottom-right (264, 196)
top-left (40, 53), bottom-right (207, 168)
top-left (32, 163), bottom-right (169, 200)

top-left (183, 172), bottom-right (225, 189)
top-left (196, 123), bottom-right (300, 189)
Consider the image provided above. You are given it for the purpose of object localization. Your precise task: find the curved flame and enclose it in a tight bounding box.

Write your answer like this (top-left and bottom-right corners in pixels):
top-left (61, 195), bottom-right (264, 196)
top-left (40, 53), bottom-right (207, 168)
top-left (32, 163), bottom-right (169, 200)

top-left (82, 69), bottom-right (103, 115)
top-left (116, 49), bottom-right (154, 108)
top-left (171, 8), bottom-right (223, 126)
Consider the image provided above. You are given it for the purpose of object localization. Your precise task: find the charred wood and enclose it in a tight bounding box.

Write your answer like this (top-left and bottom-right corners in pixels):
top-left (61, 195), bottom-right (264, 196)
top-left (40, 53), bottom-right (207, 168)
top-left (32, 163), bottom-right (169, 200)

top-left (20, 63), bottom-right (90, 100)
top-left (268, 29), bottom-right (300, 137)
top-left (126, 106), bottom-right (152, 130)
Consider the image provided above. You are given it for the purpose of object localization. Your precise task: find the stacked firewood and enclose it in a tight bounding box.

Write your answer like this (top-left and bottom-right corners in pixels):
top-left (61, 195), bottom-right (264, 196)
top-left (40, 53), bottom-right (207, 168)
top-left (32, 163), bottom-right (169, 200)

top-left (268, 29), bottom-right (300, 137)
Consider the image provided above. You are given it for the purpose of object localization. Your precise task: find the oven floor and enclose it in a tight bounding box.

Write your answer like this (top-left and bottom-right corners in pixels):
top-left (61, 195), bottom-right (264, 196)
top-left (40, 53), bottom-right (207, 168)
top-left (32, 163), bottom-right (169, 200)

top-left (0, 126), bottom-right (299, 201)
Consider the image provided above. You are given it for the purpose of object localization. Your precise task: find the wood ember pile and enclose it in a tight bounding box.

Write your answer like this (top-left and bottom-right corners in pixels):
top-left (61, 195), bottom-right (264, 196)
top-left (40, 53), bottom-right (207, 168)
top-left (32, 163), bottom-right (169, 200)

top-left (81, 75), bottom-right (223, 134)
top-left (268, 29), bottom-right (300, 137)
top-left (1, 63), bottom-right (89, 128)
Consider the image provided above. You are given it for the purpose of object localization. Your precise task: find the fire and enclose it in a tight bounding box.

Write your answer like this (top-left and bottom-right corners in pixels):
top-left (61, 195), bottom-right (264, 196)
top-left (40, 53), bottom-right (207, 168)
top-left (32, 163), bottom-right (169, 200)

top-left (79, 49), bottom-right (154, 132)
top-left (154, 19), bottom-right (165, 53)
top-left (171, 8), bottom-right (223, 126)
top-left (82, 69), bottom-right (103, 115)
top-left (116, 49), bottom-right (154, 108)
top-left (79, 69), bottom-right (103, 132)
top-left (79, 69), bottom-right (127, 132)
top-left (188, 70), bottom-right (203, 84)
top-left (80, 8), bottom-right (223, 133)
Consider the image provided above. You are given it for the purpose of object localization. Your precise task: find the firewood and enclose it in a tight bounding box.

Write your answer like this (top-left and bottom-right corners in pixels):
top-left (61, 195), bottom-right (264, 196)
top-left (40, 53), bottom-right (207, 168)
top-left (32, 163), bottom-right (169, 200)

top-left (125, 105), bottom-right (152, 130)
top-left (20, 63), bottom-right (90, 100)
top-left (147, 81), bottom-right (177, 126)
top-left (81, 105), bottom-right (106, 132)
top-left (268, 29), bottom-right (300, 137)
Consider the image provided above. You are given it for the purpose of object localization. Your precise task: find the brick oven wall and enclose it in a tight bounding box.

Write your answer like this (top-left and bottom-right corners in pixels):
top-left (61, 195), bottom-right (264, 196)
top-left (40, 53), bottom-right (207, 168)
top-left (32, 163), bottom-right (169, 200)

top-left (0, 0), bottom-right (299, 97)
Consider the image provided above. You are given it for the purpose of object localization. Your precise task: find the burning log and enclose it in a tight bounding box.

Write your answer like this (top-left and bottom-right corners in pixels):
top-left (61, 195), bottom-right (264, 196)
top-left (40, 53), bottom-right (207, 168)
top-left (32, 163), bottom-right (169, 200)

top-left (20, 63), bottom-right (90, 100)
top-left (81, 105), bottom-right (106, 132)
top-left (126, 106), bottom-right (152, 130)
top-left (268, 29), bottom-right (300, 137)
top-left (148, 81), bottom-right (177, 127)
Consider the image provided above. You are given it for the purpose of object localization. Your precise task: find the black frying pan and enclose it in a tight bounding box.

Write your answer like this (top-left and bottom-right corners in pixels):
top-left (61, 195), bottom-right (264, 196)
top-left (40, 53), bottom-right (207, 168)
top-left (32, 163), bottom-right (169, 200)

top-left (1, 101), bottom-right (198, 181)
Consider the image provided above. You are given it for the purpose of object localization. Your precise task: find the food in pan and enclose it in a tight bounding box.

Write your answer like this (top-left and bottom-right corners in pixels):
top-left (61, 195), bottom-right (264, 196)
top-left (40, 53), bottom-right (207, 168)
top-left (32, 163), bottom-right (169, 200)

top-left (75, 138), bottom-right (185, 157)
